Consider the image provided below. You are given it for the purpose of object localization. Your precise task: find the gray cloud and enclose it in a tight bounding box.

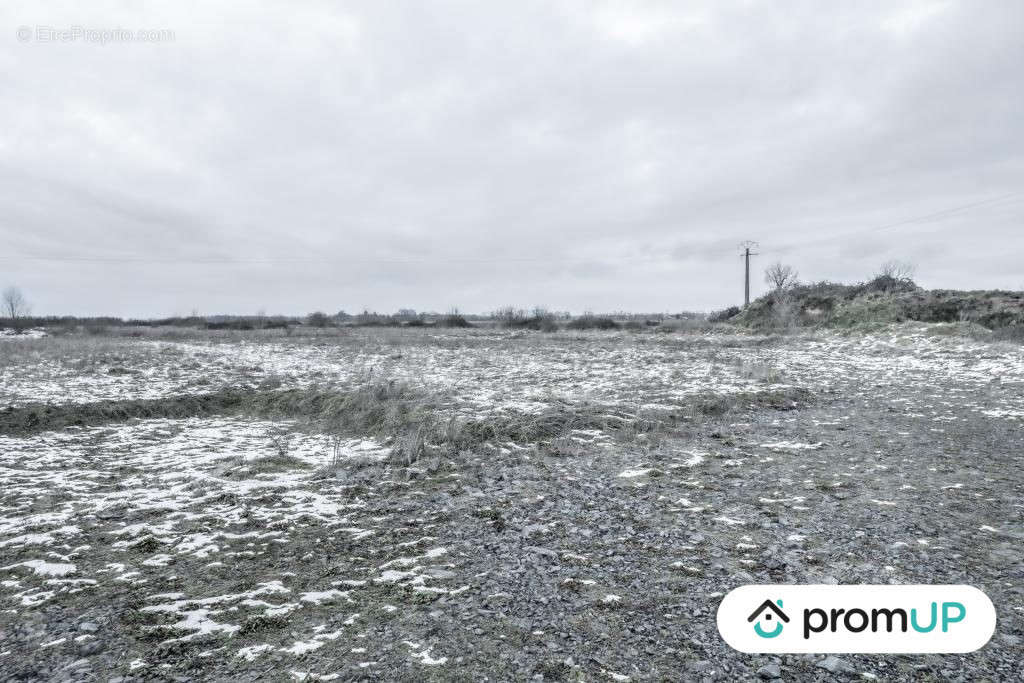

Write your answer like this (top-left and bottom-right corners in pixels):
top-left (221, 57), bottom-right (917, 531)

top-left (1, 0), bottom-right (1021, 316)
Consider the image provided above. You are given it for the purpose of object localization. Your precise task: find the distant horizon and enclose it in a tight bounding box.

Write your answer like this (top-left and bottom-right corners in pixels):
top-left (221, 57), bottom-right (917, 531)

top-left (3, 306), bottom-right (704, 321)
top-left (6, 272), bottom-right (1024, 321)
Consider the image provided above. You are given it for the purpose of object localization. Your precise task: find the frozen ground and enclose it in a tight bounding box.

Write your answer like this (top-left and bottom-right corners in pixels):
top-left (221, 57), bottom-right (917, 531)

top-left (0, 325), bottom-right (1022, 681)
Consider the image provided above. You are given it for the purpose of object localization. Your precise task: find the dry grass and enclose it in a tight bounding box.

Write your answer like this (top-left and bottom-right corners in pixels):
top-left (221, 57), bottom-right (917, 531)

top-left (0, 379), bottom-right (811, 473)
top-left (735, 359), bottom-right (785, 384)
top-left (0, 335), bottom-right (153, 368)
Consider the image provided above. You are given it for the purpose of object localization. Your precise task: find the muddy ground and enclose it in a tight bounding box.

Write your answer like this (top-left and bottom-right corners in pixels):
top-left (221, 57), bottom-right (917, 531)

top-left (0, 325), bottom-right (1022, 681)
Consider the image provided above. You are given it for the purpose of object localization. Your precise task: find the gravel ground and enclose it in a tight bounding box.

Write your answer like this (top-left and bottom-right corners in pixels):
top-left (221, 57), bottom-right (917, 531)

top-left (1, 326), bottom-right (1022, 681)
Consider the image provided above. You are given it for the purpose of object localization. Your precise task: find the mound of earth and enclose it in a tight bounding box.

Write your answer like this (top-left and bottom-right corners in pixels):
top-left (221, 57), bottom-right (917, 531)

top-left (733, 277), bottom-right (1024, 331)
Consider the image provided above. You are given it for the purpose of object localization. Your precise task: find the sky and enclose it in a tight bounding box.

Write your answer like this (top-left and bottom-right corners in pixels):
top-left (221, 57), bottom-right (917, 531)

top-left (1, 1), bottom-right (1022, 317)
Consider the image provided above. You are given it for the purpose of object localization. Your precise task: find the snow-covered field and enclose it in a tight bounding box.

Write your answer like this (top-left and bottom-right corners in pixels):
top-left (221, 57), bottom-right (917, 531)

top-left (4, 325), bottom-right (1023, 415)
top-left (1, 325), bottom-right (1022, 680)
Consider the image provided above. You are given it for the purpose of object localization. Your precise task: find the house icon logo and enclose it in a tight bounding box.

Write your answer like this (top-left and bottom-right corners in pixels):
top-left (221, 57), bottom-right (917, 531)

top-left (748, 599), bottom-right (789, 638)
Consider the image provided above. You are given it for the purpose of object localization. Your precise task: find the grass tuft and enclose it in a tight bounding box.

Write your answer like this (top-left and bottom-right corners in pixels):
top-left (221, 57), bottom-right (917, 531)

top-left (0, 382), bottom-right (812, 469)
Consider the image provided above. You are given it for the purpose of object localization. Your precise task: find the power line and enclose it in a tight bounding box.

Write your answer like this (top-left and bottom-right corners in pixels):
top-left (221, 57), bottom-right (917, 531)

top-left (761, 192), bottom-right (1022, 254)
top-left (0, 192), bottom-right (1019, 266)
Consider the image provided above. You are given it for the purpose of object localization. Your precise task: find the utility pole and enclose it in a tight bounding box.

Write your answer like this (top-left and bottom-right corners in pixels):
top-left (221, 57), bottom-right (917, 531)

top-left (740, 241), bottom-right (759, 307)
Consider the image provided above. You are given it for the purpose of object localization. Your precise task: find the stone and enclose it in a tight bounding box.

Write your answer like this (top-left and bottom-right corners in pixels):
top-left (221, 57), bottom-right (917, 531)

top-left (998, 633), bottom-right (1021, 646)
top-left (817, 656), bottom-right (855, 674)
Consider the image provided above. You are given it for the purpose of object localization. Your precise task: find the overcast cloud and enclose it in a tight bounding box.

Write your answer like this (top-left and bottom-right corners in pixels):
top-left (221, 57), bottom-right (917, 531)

top-left (1, 1), bottom-right (1022, 317)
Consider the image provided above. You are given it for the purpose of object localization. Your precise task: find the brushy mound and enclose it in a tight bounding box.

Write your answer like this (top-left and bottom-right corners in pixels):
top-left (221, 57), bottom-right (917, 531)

top-left (733, 277), bottom-right (1024, 331)
top-left (494, 307), bottom-right (559, 332)
top-left (708, 306), bottom-right (741, 323)
top-left (437, 312), bottom-right (472, 328)
top-left (505, 316), bottom-right (558, 332)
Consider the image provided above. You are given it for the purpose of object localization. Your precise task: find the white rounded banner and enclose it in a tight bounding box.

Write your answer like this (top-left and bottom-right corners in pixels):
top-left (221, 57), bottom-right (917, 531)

top-left (717, 584), bottom-right (996, 653)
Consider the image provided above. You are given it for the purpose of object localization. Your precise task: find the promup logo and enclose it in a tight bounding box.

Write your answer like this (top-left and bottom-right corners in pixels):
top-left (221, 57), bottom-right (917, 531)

top-left (718, 585), bottom-right (995, 653)
top-left (748, 599), bottom-right (789, 638)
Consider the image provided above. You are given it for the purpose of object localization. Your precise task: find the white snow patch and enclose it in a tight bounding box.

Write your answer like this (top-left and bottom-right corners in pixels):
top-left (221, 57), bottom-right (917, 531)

top-left (2, 560), bottom-right (76, 577)
top-left (236, 644), bottom-right (273, 661)
top-left (299, 589), bottom-right (351, 605)
top-left (760, 441), bottom-right (824, 451)
top-left (283, 639), bottom-right (324, 655)
top-left (141, 554), bottom-right (174, 567)
top-left (714, 516), bottom-right (745, 526)
top-left (618, 467), bottom-right (657, 479)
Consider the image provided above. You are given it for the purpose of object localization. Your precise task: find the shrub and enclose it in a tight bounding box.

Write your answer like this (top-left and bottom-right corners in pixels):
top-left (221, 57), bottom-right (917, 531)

top-left (494, 306), bottom-right (526, 327)
top-left (439, 312), bottom-right (471, 328)
top-left (864, 274), bottom-right (918, 294)
top-left (239, 614), bottom-right (289, 635)
top-left (708, 306), bottom-right (741, 323)
top-left (529, 315), bottom-right (559, 332)
top-left (206, 320), bottom-right (255, 330)
top-left (354, 310), bottom-right (400, 327)
top-left (307, 311), bottom-right (330, 328)
top-left (992, 324), bottom-right (1024, 344)
top-left (567, 314), bottom-right (619, 330)
top-left (495, 306), bottom-right (557, 331)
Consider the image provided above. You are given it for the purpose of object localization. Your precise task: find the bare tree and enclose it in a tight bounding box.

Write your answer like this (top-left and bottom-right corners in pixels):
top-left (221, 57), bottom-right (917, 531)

top-left (2, 286), bottom-right (30, 328)
top-left (494, 306), bottom-right (525, 327)
top-left (877, 260), bottom-right (916, 281)
top-left (764, 262), bottom-right (799, 292)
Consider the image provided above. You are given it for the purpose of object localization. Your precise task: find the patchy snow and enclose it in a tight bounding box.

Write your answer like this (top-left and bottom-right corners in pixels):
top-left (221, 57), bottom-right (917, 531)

top-left (143, 606), bottom-right (240, 641)
top-left (299, 589), bottom-right (351, 605)
top-left (404, 641), bottom-right (448, 666)
top-left (289, 672), bottom-right (340, 682)
top-left (714, 516), bottom-right (745, 526)
top-left (282, 639), bottom-right (324, 655)
top-left (618, 467), bottom-right (659, 479)
top-left (236, 644), bottom-right (273, 661)
top-left (2, 560), bottom-right (77, 577)
top-left (0, 328), bottom-right (47, 340)
top-left (760, 441), bottom-right (824, 451)
top-left (2, 325), bottom-right (1022, 678)
top-left (282, 628), bottom-right (346, 656)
